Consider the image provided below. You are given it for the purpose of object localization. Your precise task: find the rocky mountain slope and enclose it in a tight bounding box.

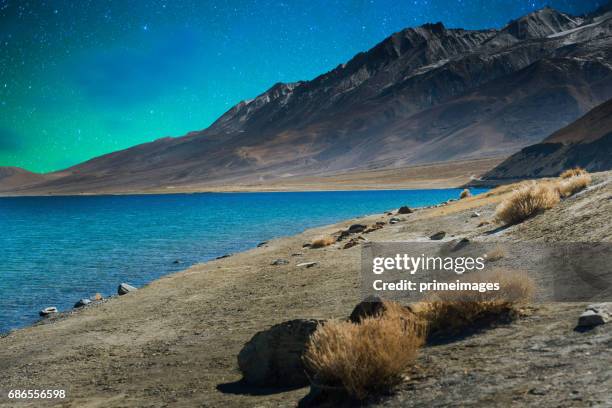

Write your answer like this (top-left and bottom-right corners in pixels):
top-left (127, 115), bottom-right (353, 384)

top-left (482, 98), bottom-right (612, 181)
top-left (3, 5), bottom-right (612, 194)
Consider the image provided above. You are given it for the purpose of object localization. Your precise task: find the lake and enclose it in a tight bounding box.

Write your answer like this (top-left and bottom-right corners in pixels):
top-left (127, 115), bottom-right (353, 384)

top-left (0, 188), bottom-right (487, 333)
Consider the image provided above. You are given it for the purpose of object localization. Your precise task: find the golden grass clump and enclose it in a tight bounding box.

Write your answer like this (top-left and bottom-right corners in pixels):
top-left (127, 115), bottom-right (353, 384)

top-left (310, 236), bottom-right (335, 248)
top-left (304, 302), bottom-right (425, 399)
top-left (459, 189), bottom-right (471, 199)
top-left (560, 167), bottom-right (588, 179)
top-left (494, 182), bottom-right (560, 225)
top-left (555, 173), bottom-right (592, 198)
top-left (418, 269), bottom-right (535, 338)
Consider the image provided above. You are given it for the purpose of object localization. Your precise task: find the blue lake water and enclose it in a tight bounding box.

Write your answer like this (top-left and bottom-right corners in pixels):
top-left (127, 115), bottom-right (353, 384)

top-left (0, 189), bottom-right (487, 333)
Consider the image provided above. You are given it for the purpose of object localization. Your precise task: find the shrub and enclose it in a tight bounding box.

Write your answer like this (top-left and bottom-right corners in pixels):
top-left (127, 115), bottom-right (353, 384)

top-left (418, 269), bottom-right (535, 338)
top-left (560, 167), bottom-right (587, 179)
top-left (485, 244), bottom-right (506, 262)
top-left (304, 302), bottom-right (425, 399)
top-left (459, 189), bottom-right (471, 199)
top-left (494, 182), bottom-right (560, 225)
top-left (311, 236), bottom-right (335, 248)
top-left (555, 173), bottom-right (592, 198)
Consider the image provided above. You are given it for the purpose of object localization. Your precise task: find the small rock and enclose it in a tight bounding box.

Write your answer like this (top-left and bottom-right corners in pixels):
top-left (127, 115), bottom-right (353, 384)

top-left (257, 241), bottom-right (268, 248)
top-left (74, 298), bottom-right (92, 308)
top-left (389, 217), bottom-right (401, 224)
top-left (238, 319), bottom-right (324, 387)
top-left (297, 262), bottom-right (318, 268)
top-left (271, 259), bottom-right (289, 266)
top-left (39, 307), bottom-right (58, 317)
top-left (291, 253), bottom-right (303, 257)
top-left (397, 206), bottom-right (413, 214)
top-left (92, 293), bottom-right (103, 301)
top-left (348, 224), bottom-right (367, 233)
top-left (173, 259), bottom-right (181, 264)
top-left (302, 243), bottom-right (312, 248)
top-left (375, 221), bottom-right (386, 226)
top-left (578, 303), bottom-right (611, 327)
top-left (117, 283), bottom-right (137, 295)
top-left (216, 254), bottom-right (232, 259)
top-left (430, 231), bottom-right (446, 240)
top-left (471, 212), bottom-right (481, 218)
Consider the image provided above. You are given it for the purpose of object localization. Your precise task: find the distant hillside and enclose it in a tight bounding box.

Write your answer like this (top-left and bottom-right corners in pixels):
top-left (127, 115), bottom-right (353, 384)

top-left (481, 98), bottom-right (612, 181)
top-left (3, 4), bottom-right (612, 195)
top-left (0, 167), bottom-right (47, 192)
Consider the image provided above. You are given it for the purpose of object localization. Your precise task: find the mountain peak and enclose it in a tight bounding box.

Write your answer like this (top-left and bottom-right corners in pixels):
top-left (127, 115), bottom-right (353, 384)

top-left (502, 7), bottom-right (580, 39)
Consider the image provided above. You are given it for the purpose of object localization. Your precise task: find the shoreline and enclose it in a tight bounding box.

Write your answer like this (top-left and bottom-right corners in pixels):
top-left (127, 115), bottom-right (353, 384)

top-left (1, 194), bottom-right (462, 335)
top-left (0, 172), bottom-right (609, 407)
top-left (0, 157), bottom-right (503, 197)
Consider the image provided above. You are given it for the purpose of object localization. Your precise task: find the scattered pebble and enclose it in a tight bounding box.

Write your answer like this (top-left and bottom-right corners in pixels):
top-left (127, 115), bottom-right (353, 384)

top-left (297, 262), bottom-right (318, 268)
top-left (271, 259), bottom-right (289, 266)
top-left (39, 307), bottom-right (58, 317)
top-left (117, 283), bottom-right (137, 296)
top-left (74, 299), bottom-right (91, 308)
top-left (430, 231), bottom-right (446, 240)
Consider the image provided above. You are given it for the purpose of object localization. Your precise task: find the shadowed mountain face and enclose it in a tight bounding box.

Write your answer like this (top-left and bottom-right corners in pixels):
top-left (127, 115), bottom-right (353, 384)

top-left (482, 98), bottom-right (612, 180)
top-left (3, 5), bottom-right (612, 194)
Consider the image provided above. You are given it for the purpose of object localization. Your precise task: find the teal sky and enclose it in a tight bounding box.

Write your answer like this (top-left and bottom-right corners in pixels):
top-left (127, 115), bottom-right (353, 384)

top-left (0, 0), bottom-right (604, 173)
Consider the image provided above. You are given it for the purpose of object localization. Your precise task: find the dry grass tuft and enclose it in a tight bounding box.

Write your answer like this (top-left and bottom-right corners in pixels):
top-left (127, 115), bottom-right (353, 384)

top-left (555, 173), bottom-right (592, 198)
top-left (560, 167), bottom-right (587, 179)
top-left (304, 302), bottom-right (425, 399)
top-left (459, 189), bottom-right (471, 199)
top-left (310, 236), bottom-right (335, 249)
top-left (485, 244), bottom-right (506, 262)
top-left (418, 269), bottom-right (535, 338)
top-left (494, 182), bottom-right (560, 225)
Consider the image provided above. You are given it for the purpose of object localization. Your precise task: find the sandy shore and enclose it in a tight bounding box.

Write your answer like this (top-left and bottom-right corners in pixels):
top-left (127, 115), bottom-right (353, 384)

top-left (0, 172), bottom-right (610, 407)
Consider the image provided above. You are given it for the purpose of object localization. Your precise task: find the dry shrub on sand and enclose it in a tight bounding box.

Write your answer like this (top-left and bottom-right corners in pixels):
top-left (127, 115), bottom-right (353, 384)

top-left (495, 182), bottom-right (560, 225)
top-left (555, 173), bottom-right (592, 198)
top-left (560, 167), bottom-right (588, 179)
top-left (418, 269), bottom-right (535, 338)
top-left (485, 244), bottom-right (506, 262)
top-left (459, 189), bottom-right (471, 199)
top-left (311, 236), bottom-right (335, 249)
top-left (304, 302), bottom-right (425, 399)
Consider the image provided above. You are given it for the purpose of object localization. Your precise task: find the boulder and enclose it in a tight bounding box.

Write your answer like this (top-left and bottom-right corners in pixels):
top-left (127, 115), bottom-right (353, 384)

top-left (397, 206), bottom-right (413, 214)
top-left (238, 319), bottom-right (324, 387)
top-left (74, 298), bottom-right (92, 308)
top-left (39, 307), bottom-right (58, 317)
top-left (348, 224), bottom-right (366, 233)
top-left (117, 283), bottom-right (137, 295)
top-left (271, 259), bottom-right (289, 266)
top-left (430, 231), bottom-right (446, 240)
top-left (578, 303), bottom-right (611, 327)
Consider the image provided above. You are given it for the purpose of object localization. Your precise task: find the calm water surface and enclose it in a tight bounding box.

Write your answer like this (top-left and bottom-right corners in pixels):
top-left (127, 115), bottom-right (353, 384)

top-left (0, 189), bottom-right (487, 333)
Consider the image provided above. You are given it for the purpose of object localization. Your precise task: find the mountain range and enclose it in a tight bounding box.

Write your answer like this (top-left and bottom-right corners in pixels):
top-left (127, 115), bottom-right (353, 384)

top-left (2, 4), bottom-right (612, 194)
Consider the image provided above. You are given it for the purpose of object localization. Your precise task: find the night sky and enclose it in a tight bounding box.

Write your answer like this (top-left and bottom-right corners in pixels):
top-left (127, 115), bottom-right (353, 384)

top-left (0, 0), bottom-right (605, 173)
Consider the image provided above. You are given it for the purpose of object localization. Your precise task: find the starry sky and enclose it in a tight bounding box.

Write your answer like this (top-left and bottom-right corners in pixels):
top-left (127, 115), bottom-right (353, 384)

top-left (0, 0), bottom-right (605, 173)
